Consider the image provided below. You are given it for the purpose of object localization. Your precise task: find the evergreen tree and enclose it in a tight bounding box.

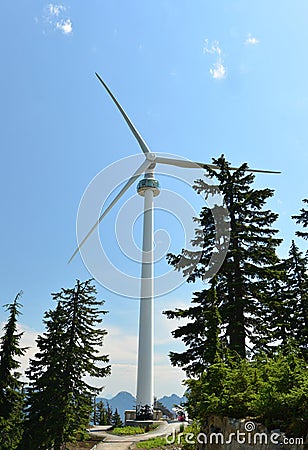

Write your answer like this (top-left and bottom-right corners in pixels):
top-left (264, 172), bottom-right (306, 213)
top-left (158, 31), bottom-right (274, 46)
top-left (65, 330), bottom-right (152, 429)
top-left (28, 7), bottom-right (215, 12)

top-left (92, 397), bottom-right (97, 425)
top-left (284, 241), bottom-right (308, 358)
top-left (21, 279), bottom-right (111, 450)
top-left (111, 408), bottom-right (123, 427)
top-left (253, 266), bottom-right (292, 351)
top-left (254, 241), bottom-right (308, 356)
top-left (95, 399), bottom-right (108, 425)
top-left (292, 198), bottom-right (308, 240)
top-left (165, 278), bottom-right (222, 376)
top-left (0, 291), bottom-right (26, 450)
top-left (184, 348), bottom-right (308, 439)
top-left (164, 155), bottom-right (281, 373)
top-left (106, 401), bottom-right (113, 425)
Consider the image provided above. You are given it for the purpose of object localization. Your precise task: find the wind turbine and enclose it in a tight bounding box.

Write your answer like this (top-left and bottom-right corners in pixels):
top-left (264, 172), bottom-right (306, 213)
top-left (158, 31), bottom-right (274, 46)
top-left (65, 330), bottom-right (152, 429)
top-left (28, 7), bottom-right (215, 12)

top-left (69, 72), bottom-right (280, 421)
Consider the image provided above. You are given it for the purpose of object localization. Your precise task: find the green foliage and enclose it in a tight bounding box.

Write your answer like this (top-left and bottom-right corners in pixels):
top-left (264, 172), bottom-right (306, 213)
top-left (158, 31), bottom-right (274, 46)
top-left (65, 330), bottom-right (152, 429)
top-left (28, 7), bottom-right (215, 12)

top-left (179, 421), bottom-right (202, 450)
top-left (135, 423), bottom-right (201, 449)
top-left (163, 157), bottom-right (307, 439)
top-left (164, 155), bottom-right (282, 372)
top-left (94, 399), bottom-right (111, 425)
top-left (256, 241), bottom-right (308, 358)
top-left (20, 279), bottom-right (111, 450)
top-left (283, 241), bottom-right (308, 359)
top-left (292, 198), bottom-right (308, 240)
top-left (165, 278), bottom-right (223, 376)
top-left (0, 292), bottom-right (26, 450)
top-left (185, 348), bottom-right (308, 438)
top-left (251, 350), bottom-right (308, 435)
top-left (111, 408), bottom-right (123, 427)
top-left (135, 436), bottom-right (172, 448)
top-left (112, 424), bottom-right (159, 436)
top-left (112, 425), bottom-right (145, 435)
top-left (185, 354), bottom-right (253, 420)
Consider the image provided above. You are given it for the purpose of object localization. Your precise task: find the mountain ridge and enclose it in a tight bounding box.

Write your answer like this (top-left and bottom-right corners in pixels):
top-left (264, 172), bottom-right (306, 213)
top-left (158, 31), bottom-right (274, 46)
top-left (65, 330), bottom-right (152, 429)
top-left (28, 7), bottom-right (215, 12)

top-left (96, 391), bottom-right (186, 420)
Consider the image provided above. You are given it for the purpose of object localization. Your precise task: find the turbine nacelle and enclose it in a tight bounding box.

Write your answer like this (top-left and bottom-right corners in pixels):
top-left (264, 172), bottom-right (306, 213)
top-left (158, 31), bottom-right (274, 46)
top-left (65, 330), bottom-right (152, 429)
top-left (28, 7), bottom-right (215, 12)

top-left (137, 177), bottom-right (160, 197)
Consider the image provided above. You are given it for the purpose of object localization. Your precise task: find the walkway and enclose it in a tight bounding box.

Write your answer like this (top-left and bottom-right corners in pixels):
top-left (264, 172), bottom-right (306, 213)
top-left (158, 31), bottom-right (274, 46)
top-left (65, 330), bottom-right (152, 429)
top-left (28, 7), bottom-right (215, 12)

top-left (95, 443), bottom-right (132, 450)
top-left (90, 421), bottom-right (185, 449)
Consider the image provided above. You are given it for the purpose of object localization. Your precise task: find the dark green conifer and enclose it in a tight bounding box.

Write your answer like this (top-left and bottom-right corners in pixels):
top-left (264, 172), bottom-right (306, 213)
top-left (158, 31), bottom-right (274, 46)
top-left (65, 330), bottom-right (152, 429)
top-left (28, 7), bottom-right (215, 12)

top-left (164, 278), bottom-right (222, 375)
top-left (106, 401), bottom-right (113, 425)
top-left (284, 240), bottom-right (308, 358)
top-left (253, 266), bottom-right (291, 351)
top-left (0, 292), bottom-right (26, 450)
top-left (21, 279), bottom-right (111, 450)
top-left (111, 408), bottom-right (123, 427)
top-left (253, 241), bottom-right (308, 357)
top-left (95, 399), bottom-right (108, 425)
top-left (164, 155), bottom-right (281, 371)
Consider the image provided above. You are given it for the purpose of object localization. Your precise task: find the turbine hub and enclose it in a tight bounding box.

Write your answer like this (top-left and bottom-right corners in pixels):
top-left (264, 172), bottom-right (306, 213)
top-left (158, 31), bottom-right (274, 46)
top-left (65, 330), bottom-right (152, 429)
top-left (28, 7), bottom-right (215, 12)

top-left (137, 177), bottom-right (160, 197)
top-left (146, 152), bottom-right (156, 161)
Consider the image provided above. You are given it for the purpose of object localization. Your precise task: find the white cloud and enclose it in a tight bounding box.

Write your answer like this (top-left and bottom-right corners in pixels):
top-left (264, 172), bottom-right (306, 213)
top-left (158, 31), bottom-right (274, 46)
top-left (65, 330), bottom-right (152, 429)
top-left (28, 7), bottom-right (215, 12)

top-left (103, 325), bottom-right (138, 364)
top-left (210, 62), bottom-right (227, 80)
top-left (56, 18), bottom-right (73, 34)
top-left (154, 298), bottom-right (190, 346)
top-left (39, 3), bottom-right (73, 35)
top-left (203, 39), bottom-right (221, 56)
top-left (245, 34), bottom-right (260, 45)
top-left (203, 39), bottom-right (227, 80)
top-left (10, 314), bottom-right (187, 398)
top-left (0, 294), bottom-right (190, 399)
top-left (48, 3), bottom-right (65, 17)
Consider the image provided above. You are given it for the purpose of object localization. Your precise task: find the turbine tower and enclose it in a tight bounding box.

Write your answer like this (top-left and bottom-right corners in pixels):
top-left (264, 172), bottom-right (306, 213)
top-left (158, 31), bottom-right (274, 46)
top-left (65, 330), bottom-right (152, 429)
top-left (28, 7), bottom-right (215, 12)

top-left (136, 164), bottom-right (159, 420)
top-left (69, 73), bottom-right (280, 421)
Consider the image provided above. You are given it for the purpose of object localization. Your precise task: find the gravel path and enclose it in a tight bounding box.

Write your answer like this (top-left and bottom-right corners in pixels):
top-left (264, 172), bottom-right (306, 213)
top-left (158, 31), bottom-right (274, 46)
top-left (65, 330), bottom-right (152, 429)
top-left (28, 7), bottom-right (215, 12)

top-left (95, 443), bottom-right (132, 450)
top-left (90, 421), bottom-right (185, 449)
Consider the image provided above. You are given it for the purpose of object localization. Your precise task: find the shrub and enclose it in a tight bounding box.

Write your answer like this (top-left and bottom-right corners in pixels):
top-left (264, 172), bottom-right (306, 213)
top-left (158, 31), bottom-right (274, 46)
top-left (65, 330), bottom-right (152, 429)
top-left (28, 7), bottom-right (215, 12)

top-left (112, 426), bottom-right (145, 435)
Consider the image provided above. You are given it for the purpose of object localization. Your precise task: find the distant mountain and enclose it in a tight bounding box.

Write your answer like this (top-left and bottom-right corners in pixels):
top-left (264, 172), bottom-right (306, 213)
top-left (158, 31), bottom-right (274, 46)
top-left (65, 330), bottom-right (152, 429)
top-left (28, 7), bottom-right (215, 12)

top-left (97, 391), bottom-right (186, 421)
top-left (100, 391), bottom-right (136, 418)
top-left (158, 393), bottom-right (186, 412)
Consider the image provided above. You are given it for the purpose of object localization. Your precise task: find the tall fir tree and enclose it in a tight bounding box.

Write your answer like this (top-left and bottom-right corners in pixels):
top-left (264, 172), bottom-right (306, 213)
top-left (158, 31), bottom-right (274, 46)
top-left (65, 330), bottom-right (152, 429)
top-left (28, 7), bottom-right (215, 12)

top-left (20, 279), bottom-right (111, 450)
top-left (106, 401), bottom-right (113, 425)
top-left (292, 198), bottom-right (308, 240)
top-left (111, 408), bottom-right (123, 427)
top-left (253, 241), bottom-right (308, 356)
top-left (0, 292), bottom-right (26, 450)
top-left (284, 240), bottom-right (308, 358)
top-left (164, 155), bottom-right (281, 373)
top-left (95, 399), bottom-right (108, 425)
top-left (252, 261), bottom-right (292, 352)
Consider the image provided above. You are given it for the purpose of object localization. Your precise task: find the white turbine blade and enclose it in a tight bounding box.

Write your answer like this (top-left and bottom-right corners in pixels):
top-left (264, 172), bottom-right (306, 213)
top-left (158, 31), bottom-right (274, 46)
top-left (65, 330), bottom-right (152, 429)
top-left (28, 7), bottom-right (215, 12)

top-left (156, 156), bottom-right (281, 174)
top-left (95, 72), bottom-right (151, 155)
top-left (225, 165), bottom-right (281, 174)
top-left (68, 159), bottom-right (152, 264)
top-left (155, 156), bottom-right (220, 170)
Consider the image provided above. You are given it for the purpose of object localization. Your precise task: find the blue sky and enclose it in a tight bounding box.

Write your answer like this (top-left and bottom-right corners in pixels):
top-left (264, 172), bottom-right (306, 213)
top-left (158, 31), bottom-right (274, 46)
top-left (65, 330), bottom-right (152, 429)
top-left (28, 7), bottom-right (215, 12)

top-left (0, 1), bottom-right (307, 397)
